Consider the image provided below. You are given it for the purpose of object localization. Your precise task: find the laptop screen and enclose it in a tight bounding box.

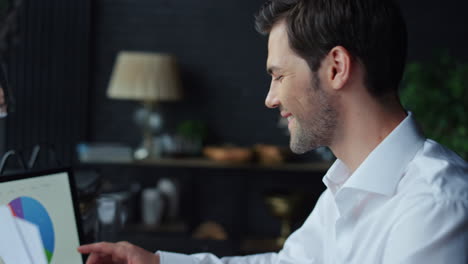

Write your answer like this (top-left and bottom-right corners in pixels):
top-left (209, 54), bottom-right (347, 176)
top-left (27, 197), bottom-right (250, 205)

top-left (0, 169), bottom-right (83, 264)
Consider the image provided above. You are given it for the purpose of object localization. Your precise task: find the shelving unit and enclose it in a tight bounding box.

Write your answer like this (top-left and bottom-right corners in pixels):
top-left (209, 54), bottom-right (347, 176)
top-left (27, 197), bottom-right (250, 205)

top-left (77, 157), bottom-right (332, 255)
top-left (80, 157), bottom-right (333, 172)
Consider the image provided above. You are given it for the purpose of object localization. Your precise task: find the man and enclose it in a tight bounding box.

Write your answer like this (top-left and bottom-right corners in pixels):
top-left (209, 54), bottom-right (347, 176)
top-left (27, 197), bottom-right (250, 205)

top-left (78, 0), bottom-right (468, 263)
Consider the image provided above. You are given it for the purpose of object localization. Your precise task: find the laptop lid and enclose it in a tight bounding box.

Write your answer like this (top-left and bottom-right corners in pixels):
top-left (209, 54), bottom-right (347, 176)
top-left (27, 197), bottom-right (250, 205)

top-left (0, 168), bottom-right (84, 264)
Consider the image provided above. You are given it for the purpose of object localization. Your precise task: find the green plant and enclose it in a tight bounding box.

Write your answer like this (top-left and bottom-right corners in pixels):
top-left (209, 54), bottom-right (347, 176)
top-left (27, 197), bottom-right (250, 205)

top-left (176, 120), bottom-right (207, 141)
top-left (400, 52), bottom-right (468, 159)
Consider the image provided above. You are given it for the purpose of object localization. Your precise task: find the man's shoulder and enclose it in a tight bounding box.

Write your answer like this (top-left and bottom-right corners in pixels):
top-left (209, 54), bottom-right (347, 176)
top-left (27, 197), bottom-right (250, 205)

top-left (402, 139), bottom-right (468, 202)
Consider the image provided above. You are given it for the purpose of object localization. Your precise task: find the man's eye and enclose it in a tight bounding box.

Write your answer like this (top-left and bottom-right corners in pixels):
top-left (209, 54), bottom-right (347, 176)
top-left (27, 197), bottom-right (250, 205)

top-left (274, 75), bottom-right (284, 81)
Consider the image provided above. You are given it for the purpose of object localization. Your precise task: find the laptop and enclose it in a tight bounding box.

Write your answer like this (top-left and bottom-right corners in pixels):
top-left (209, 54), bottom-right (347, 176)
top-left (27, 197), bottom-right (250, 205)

top-left (0, 168), bottom-right (84, 264)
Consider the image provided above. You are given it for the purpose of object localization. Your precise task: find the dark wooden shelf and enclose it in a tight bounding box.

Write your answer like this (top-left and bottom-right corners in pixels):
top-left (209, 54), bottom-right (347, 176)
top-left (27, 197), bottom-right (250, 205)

top-left (123, 221), bottom-right (189, 234)
top-left (80, 157), bottom-right (333, 172)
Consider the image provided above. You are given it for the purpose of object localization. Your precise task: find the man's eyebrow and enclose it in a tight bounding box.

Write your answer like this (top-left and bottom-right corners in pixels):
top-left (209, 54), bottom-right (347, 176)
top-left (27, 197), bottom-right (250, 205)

top-left (266, 66), bottom-right (281, 75)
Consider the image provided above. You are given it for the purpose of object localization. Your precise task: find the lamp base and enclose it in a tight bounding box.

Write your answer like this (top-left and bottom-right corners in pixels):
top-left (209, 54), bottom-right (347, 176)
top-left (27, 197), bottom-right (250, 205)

top-left (133, 102), bottom-right (164, 160)
top-left (133, 137), bottom-right (163, 160)
top-left (133, 146), bottom-right (150, 160)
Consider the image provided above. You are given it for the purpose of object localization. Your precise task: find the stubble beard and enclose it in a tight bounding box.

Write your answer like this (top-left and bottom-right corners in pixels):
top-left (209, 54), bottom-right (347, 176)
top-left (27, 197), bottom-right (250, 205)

top-left (289, 74), bottom-right (338, 154)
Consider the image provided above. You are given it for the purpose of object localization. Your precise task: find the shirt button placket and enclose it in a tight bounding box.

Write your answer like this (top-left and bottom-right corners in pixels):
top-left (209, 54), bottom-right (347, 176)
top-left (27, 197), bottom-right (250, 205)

top-left (334, 189), bottom-right (356, 263)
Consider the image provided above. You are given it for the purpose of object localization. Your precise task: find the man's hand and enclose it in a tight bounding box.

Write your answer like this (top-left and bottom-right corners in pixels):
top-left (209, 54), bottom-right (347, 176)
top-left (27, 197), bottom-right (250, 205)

top-left (78, 241), bottom-right (160, 264)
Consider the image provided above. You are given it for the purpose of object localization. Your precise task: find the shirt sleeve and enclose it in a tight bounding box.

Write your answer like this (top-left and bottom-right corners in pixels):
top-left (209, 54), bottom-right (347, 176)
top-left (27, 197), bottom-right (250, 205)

top-left (158, 251), bottom-right (278, 264)
top-left (383, 196), bottom-right (468, 264)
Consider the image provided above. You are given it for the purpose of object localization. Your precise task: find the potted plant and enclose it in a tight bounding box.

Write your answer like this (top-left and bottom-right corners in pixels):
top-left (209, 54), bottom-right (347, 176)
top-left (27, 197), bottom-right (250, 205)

top-left (400, 51), bottom-right (468, 159)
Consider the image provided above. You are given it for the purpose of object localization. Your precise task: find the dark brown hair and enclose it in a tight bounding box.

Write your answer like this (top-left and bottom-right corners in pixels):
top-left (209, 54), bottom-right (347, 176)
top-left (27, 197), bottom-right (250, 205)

top-left (255, 0), bottom-right (407, 99)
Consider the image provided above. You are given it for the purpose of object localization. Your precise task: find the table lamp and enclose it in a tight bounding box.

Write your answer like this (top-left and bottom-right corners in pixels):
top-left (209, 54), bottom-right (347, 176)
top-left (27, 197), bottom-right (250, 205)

top-left (107, 51), bottom-right (182, 160)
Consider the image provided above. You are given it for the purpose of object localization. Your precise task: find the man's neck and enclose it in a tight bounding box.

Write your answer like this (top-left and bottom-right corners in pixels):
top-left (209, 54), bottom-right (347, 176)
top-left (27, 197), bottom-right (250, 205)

top-left (330, 98), bottom-right (407, 173)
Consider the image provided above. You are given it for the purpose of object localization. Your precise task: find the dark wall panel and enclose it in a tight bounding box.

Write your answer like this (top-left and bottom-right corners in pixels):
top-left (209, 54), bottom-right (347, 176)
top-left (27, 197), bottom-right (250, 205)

top-left (398, 0), bottom-right (468, 61)
top-left (5, 0), bottom-right (90, 170)
top-left (90, 0), bottom-right (284, 148)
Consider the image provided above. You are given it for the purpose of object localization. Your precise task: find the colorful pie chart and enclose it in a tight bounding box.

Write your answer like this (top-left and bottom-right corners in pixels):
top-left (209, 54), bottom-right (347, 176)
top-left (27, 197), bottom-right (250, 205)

top-left (8, 196), bottom-right (55, 263)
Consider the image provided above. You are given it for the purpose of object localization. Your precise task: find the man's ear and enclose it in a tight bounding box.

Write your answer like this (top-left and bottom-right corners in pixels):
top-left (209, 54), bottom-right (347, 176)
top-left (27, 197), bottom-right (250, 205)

top-left (325, 46), bottom-right (351, 91)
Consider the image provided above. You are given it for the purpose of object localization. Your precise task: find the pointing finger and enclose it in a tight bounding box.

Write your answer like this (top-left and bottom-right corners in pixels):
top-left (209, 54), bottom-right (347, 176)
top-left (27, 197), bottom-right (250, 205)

top-left (78, 242), bottom-right (129, 260)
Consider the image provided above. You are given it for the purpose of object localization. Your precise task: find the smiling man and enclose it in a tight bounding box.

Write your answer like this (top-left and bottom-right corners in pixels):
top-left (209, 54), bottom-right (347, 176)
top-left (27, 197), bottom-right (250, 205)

top-left (266, 19), bottom-right (338, 155)
top-left (78, 0), bottom-right (468, 263)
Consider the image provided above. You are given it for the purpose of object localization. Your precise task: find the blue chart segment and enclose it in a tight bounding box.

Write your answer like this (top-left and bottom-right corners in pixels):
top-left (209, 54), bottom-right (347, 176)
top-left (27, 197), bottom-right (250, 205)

top-left (8, 196), bottom-right (55, 263)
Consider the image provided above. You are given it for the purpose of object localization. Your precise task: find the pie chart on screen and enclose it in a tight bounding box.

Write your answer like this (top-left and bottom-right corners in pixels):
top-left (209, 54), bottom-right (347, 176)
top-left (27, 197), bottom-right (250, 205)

top-left (8, 196), bottom-right (55, 263)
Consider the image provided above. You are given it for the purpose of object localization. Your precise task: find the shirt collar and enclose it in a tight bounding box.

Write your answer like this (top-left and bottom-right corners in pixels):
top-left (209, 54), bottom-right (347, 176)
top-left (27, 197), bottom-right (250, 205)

top-left (323, 112), bottom-right (426, 197)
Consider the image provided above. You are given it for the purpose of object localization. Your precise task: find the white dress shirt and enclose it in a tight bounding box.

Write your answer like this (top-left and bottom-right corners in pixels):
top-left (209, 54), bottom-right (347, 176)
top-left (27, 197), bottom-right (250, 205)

top-left (159, 113), bottom-right (468, 264)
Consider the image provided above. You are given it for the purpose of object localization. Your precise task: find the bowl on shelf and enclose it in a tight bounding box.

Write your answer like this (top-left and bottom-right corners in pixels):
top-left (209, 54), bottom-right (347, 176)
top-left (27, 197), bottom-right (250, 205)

top-left (203, 145), bottom-right (254, 163)
top-left (254, 144), bottom-right (293, 165)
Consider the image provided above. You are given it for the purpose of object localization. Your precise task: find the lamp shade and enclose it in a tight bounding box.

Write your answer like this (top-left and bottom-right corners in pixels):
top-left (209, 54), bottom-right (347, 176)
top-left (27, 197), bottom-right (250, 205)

top-left (107, 51), bottom-right (182, 102)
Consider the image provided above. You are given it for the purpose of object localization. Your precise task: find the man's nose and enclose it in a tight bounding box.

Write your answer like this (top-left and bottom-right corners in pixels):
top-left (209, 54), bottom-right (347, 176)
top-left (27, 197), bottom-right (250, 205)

top-left (265, 85), bottom-right (280, 109)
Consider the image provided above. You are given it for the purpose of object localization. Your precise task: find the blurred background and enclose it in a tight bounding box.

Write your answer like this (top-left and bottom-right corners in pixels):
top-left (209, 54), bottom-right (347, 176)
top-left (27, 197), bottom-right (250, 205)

top-left (0, 0), bottom-right (466, 257)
